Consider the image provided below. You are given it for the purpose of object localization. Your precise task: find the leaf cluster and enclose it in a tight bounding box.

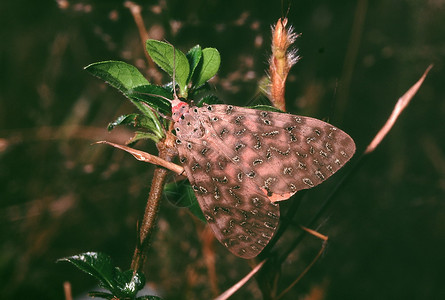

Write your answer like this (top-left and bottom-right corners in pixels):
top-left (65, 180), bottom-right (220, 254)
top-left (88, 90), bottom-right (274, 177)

top-left (85, 40), bottom-right (221, 144)
top-left (61, 40), bottom-right (222, 300)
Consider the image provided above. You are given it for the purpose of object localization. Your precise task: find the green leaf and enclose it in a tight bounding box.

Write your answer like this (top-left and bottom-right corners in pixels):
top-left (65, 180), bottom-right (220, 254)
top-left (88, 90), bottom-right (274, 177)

top-left (116, 94), bottom-right (164, 139)
top-left (85, 61), bottom-right (149, 93)
top-left (192, 48), bottom-right (220, 88)
top-left (188, 82), bottom-right (214, 99)
top-left (108, 114), bottom-right (164, 143)
top-left (186, 45), bottom-right (202, 83)
top-left (127, 131), bottom-right (162, 144)
top-left (57, 252), bottom-right (115, 291)
top-left (85, 61), bottom-right (169, 137)
top-left (114, 269), bottom-right (145, 297)
top-left (109, 108), bottom-right (163, 139)
top-left (247, 104), bottom-right (284, 113)
top-left (163, 180), bottom-right (206, 222)
top-left (127, 84), bottom-right (172, 116)
top-left (58, 252), bottom-right (148, 299)
top-left (146, 40), bottom-right (190, 97)
top-left (108, 114), bottom-right (147, 130)
top-left (125, 97), bottom-right (164, 138)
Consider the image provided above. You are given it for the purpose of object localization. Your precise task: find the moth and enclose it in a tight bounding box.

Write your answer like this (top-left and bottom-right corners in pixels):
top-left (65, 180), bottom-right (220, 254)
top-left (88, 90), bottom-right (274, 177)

top-left (171, 98), bottom-right (356, 259)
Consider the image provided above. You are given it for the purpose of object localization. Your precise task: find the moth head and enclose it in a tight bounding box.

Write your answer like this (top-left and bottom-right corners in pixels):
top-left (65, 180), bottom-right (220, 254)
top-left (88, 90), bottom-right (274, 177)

top-left (171, 98), bottom-right (189, 122)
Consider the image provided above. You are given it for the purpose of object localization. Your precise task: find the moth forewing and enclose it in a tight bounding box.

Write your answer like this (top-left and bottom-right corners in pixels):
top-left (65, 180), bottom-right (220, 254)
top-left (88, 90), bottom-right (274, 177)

top-left (198, 104), bottom-right (356, 200)
top-left (173, 102), bottom-right (355, 258)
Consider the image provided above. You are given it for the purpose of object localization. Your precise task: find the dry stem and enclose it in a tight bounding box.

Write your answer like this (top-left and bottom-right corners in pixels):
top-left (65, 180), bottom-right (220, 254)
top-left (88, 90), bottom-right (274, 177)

top-left (214, 260), bottom-right (266, 300)
top-left (365, 65), bottom-right (433, 154)
top-left (124, 1), bottom-right (163, 84)
top-left (130, 134), bottom-right (178, 271)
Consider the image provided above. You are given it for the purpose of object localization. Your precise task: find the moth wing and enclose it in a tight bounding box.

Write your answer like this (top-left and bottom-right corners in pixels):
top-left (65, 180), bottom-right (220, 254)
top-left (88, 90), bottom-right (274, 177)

top-left (200, 104), bottom-right (356, 202)
top-left (175, 133), bottom-right (280, 259)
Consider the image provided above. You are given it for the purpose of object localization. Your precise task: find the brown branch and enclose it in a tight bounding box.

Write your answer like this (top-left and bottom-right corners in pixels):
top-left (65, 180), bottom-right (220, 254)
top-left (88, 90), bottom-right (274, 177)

top-left (96, 135), bottom-right (181, 271)
top-left (130, 134), bottom-right (178, 271)
top-left (130, 164), bottom-right (168, 271)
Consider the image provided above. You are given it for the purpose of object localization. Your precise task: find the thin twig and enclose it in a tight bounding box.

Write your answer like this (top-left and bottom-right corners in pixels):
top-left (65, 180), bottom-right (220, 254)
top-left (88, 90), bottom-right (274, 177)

top-left (214, 260), bottom-right (267, 300)
top-left (124, 1), bottom-right (163, 84)
top-left (336, 0), bottom-right (368, 120)
top-left (365, 65), bottom-right (433, 154)
top-left (299, 225), bottom-right (328, 242)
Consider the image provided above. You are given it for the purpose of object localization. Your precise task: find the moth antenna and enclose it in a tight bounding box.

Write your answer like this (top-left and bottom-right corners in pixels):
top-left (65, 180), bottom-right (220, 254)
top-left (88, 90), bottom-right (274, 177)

top-left (137, 100), bottom-right (172, 135)
top-left (157, 39), bottom-right (179, 102)
top-left (130, 90), bottom-right (174, 131)
top-left (147, 104), bottom-right (171, 134)
top-left (136, 91), bottom-right (173, 104)
top-left (140, 101), bottom-right (172, 121)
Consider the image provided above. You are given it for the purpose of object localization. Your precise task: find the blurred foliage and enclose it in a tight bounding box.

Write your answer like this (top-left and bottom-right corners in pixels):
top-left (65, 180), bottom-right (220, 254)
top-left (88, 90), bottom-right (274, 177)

top-left (58, 252), bottom-right (160, 299)
top-left (1, 0), bottom-right (444, 299)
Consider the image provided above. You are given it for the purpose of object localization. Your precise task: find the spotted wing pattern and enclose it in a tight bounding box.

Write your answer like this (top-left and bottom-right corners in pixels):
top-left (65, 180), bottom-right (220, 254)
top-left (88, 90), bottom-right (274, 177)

top-left (173, 104), bottom-right (355, 259)
top-left (199, 104), bottom-right (356, 199)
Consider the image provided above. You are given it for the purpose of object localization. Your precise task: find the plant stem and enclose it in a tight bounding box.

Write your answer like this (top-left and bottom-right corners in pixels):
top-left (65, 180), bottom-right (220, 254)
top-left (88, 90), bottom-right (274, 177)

top-left (131, 134), bottom-right (177, 271)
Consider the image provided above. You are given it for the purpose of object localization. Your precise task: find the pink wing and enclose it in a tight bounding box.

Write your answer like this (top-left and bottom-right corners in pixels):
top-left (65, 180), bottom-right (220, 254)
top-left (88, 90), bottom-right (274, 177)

top-left (198, 104), bottom-right (356, 201)
top-left (175, 110), bottom-right (280, 259)
top-left (174, 104), bottom-right (355, 258)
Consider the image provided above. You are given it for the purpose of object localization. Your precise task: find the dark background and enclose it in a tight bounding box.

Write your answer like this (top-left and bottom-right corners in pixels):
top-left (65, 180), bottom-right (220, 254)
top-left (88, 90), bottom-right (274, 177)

top-left (1, 0), bottom-right (444, 299)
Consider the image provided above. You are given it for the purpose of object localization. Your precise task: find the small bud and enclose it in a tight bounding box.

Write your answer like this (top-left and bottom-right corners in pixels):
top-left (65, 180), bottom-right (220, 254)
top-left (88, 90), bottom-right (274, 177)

top-left (269, 18), bottom-right (300, 112)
